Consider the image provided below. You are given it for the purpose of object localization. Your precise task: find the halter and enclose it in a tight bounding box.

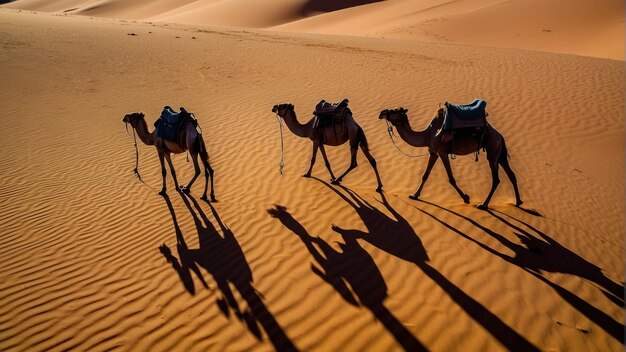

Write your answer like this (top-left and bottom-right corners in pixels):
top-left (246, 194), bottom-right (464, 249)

top-left (125, 119), bottom-right (141, 179)
top-left (384, 111), bottom-right (430, 158)
top-left (274, 106), bottom-right (289, 175)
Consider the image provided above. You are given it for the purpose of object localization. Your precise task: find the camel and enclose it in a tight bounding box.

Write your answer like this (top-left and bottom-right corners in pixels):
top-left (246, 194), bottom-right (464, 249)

top-left (272, 102), bottom-right (383, 192)
top-left (122, 111), bottom-right (216, 201)
top-left (379, 107), bottom-right (522, 209)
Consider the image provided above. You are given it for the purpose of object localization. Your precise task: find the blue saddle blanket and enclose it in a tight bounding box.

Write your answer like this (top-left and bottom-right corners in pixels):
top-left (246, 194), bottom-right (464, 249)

top-left (445, 99), bottom-right (487, 120)
top-left (156, 108), bottom-right (180, 142)
top-left (441, 99), bottom-right (488, 132)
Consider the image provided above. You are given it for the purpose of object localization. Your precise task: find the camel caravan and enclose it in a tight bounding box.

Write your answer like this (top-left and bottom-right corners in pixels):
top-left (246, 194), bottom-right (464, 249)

top-left (123, 98), bottom-right (523, 209)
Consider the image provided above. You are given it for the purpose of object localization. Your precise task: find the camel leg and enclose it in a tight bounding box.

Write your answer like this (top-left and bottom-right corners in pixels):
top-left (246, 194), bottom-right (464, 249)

top-left (478, 159), bottom-right (500, 210)
top-left (318, 144), bottom-right (336, 181)
top-left (158, 150), bottom-right (167, 196)
top-left (304, 142), bottom-right (319, 178)
top-left (200, 157), bottom-right (216, 202)
top-left (439, 153), bottom-right (470, 204)
top-left (181, 152), bottom-right (201, 194)
top-left (410, 152), bottom-right (438, 200)
top-left (332, 146), bottom-right (358, 185)
top-left (359, 144), bottom-right (383, 192)
top-left (164, 153), bottom-right (180, 190)
top-left (499, 153), bottom-right (523, 207)
top-left (195, 133), bottom-right (216, 202)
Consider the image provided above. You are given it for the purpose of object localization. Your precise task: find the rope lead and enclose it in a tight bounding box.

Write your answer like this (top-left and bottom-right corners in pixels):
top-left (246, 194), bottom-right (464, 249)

top-left (385, 120), bottom-right (430, 158)
top-left (125, 122), bottom-right (141, 180)
top-left (275, 114), bottom-right (285, 175)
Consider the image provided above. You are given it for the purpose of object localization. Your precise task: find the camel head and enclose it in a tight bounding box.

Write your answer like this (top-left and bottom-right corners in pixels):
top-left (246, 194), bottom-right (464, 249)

top-left (379, 108), bottom-right (408, 126)
top-left (122, 112), bottom-right (145, 128)
top-left (272, 103), bottom-right (294, 117)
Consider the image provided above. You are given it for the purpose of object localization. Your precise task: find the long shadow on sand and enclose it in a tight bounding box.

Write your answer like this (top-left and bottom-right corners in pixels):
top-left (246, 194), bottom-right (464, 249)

top-left (159, 194), bottom-right (297, 352)
top-left (409, 199), bottom-right (624, 343)
top-left (268, 204), bottom-right (426, 351)
top-left (270, 178), bottom-right (539, 351)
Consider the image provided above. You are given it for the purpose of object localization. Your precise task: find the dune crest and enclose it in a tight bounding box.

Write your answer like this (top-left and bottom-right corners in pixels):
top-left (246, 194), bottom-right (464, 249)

top-left (3, 0), bottom-right (623, 59)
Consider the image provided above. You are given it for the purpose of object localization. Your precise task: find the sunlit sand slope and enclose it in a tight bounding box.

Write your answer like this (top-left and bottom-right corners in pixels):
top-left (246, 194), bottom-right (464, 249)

top-left (0, 9), bottom-right (623, 352)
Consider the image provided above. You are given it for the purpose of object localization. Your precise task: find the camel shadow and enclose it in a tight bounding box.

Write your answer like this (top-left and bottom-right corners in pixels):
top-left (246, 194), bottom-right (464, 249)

top-left (267, 204), bottom-right (426, 351)
top-left (272, 178), bottom-right (539, 351)
top-left (159, 194), bottom-right (297, 351)
top-left (410, 199), bottom-right (624, 343)
top-left (490, 209), bottom-right (624, 307)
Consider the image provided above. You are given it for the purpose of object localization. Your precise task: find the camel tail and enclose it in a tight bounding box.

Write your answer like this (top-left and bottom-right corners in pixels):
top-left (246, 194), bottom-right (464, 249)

top-left (500, 137), bottom-right (510, 161)
top-left (197, 133), bottom-right (210, 164)
top-left (356, 126), bottom-right (369, 151)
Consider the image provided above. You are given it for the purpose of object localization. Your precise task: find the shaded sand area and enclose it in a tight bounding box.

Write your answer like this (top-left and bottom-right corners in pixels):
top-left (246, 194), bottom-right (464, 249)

top-left (0, 7), bottom-right (623, 352)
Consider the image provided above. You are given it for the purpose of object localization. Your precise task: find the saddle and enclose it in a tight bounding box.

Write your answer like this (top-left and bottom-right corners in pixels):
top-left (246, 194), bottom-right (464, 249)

top-left (155, 106), bottom-right (197, 146)
top-left (313, 98), bottom-right (349, 129)
top-left (442, 99), bottom-right (488, 131)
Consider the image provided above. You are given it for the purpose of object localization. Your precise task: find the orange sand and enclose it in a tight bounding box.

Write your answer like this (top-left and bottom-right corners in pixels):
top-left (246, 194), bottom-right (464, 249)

top-left (0, 2), bottom-right (623, 351)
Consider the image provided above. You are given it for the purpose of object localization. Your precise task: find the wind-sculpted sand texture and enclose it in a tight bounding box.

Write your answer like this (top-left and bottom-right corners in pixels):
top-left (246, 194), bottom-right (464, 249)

top-left (0, 7), bottom-right (623, 352)
top-left (4, 0), bottom-right (623, 59)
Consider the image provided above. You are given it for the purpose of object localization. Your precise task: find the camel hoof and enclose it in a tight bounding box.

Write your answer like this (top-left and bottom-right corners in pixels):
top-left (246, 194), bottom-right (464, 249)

top-left (210, 195), bottom-right (217, 202)
top-left (516, 200), bottom-right (524, 207)
top-left (331, 179), bottom-right (341, 185)
top-left (376, 187), bottom-right (383, 193)
top-left (200, 195), bottom-right (207, 201)
top-left (303, 173), bottom-right (311, 178)
top-left (158, 189), bottom-right (167, 196)
top-left (477, 204), bottom-right (489, 211)
top-left (409, 194), bottom-right (419, 200)
top-left (179, 186), bottom-right (191, 194)
top-left (462, 194), bottom-right (470, 204)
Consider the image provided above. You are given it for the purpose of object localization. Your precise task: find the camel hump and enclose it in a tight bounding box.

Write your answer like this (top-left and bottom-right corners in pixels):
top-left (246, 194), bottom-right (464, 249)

top-left (160, 107), bottom-right (180, 124)
top-left (441, 98), bottom-right (488, 132)
top-left (314, 98), bottom-right (349, 116)
top-left (312, 98), bottom-right (351, 132)
top-left (155, 106), bottom-right (198, 144)
top-left (445, 99), bottom-right (487, 120)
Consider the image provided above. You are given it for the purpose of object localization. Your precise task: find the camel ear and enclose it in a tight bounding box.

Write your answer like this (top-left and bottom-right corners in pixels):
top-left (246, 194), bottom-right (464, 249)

top-left (272, 105), bottom-right (277, 113)
top-left (402, 108), bottom-right (408, 113)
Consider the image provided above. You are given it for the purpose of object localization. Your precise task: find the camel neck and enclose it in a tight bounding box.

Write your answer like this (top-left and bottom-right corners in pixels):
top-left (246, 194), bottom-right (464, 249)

top-left (394, 120), bottom-right (431, 148)
top-left (134, 118), bottom-right (155, 146)
top-left (281, 110), bottom-right (311, 138)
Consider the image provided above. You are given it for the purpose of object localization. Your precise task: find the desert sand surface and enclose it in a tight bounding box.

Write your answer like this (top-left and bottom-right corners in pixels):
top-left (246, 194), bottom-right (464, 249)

top-left (0, 1), bottom-right (623, 351)
top-left (3, 0), bottom-right (623, 59)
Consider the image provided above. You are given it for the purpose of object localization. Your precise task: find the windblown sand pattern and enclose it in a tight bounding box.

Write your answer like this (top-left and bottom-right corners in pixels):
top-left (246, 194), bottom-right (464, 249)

top-left (0, 2), bottom-right (623, 351)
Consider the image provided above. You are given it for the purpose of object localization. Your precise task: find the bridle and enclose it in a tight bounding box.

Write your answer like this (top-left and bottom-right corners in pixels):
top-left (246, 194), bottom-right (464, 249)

top-left (274, 105), bottom-right (292, 175)
top-left (124, 114), bottom-right (142, 179)
top-left (383, 110), bottom-right (431, 158)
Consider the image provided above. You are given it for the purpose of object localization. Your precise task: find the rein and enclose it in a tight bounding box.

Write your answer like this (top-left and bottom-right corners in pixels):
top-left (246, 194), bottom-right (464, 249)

top-left (385, 119), bottom-right (430, 158)
top-left (275, 113), bottom-right (285, 175)
top-left (125, 122), bottom-right (141, 179)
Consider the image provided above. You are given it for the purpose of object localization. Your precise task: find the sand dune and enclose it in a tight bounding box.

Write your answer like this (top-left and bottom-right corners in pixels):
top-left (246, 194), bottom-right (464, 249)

top-left (0, 3), bottom-right (623, 352)
top-left (4, 0), bottom-right (623, 59)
